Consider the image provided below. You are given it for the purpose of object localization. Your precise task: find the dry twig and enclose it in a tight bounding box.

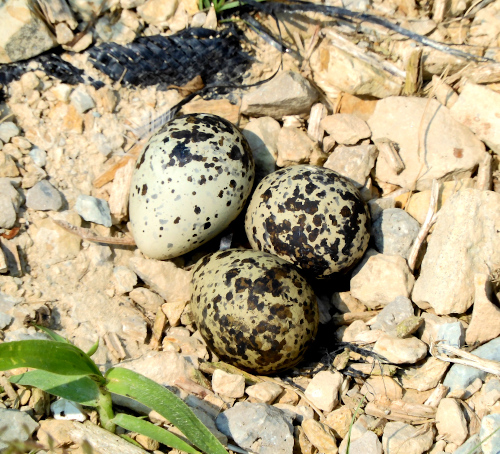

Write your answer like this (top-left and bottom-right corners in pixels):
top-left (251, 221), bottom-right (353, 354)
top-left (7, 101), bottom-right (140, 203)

top-left (52, 219), bottom-right (136, 246)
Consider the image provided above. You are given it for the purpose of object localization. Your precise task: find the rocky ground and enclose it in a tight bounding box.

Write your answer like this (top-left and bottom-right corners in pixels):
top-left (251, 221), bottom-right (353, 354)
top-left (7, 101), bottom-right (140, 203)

top-left (1, 0), bottom-right (500, 453)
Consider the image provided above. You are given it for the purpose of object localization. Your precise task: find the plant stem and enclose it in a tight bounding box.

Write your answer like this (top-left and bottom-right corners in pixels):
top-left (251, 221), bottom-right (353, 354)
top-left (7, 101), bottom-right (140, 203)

top-left (97, 387), bottom-right (116, 433)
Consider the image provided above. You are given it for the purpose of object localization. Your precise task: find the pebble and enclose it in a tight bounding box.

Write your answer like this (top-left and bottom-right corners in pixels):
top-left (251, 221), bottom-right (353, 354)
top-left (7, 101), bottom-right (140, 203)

top-left (0, 178), bottom-right (21, 229)
top-left (435, 398), bottom-right (468, 445)
top-left (29, 147), bottom-right (47, 167)
top-left (0, 121), bottom-right (20, 142)
top-left (276, 126), bottom-right (319, 167)
top-left (325, 405), bottom-right (352, 439)
top-left (25, 180), bottom-right (63, 211)
top-left (137, 0), bottom-right (178, 23)
top-left (161, 301), bottom-right (188, 327)
top-left (246, 381), bottom-right (282, 404)
top-left (241, 70), bottom-right (319, 119)
top-left (112, 266), bottom-right (137, 295)
top-left (371, 296), bottom-right (414, 335)
top-left (443, 337), bottom-right (500, 394)
top-left (453, 434), bottom-right (481, 454)
top-left (401, 357), bottom-right (450, 392)
top-left (482, 378), bottom-right (500, 406)
top-left (301, 419), bottom-right (338, 454)
top-left (51, 398), bottom-right (87, 422)
top-left (0, 151), bottom-right (20, 177)
top-left (466, 273), bottom-right (500, 345)
top-left (368, 97), bottom-right (486, 190)
top-left (304, 370), bottom-right (343, 412)
top-left (437, 322), bottom-right (465, 351)
top-left (128, 256), bottom-right (191, 303)
top-left (350, 250), bottom-right (415, 309)
top-left (480, 413), bottom-right (500, 454)
top-left (382, 422), bottom-right (435, 454)
top-left (129, 287), bottom-right (164, 314)
top-left (273, 403), bottom-right (314, 424)
top-left (450, 82), bottom-right (500, 154)
top-left (373, 333), bottom-right (428, 364)
top-left (212, 370), bottom-right (245, 398)
top-left (69, 87), bottom-right (96, 114)
top-left (323, 142), bottom-right (378, 188)
top-left (0, 408), bottom-right (39, 450)
top-left (338, 415), bottom-right (377, 454)
top-left (75, 195), bottom-right (112, 227)
top-left (216, 402), bottom-right (294, 454)
top-left (242, 117), bottom-right (280, 181)
top-left (346, 430), bottom-right (382, 454)
top-left (412, 189), bottom-right (500, 315)
top-left (371, 208), bottom-right (420, 259)
top-left (360, 376), bottom-right (403, 402)
top-left (320, 114), bottom-right (371, 145)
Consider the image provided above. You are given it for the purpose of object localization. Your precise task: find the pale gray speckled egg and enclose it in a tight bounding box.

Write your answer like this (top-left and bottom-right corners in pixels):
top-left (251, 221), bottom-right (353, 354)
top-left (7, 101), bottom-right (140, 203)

top-left (245, 165), bottom-right (370, 278)
top-left (191, 249), bottom-right (319, 374)
top-left (129, 114), bottom-right (255, 260)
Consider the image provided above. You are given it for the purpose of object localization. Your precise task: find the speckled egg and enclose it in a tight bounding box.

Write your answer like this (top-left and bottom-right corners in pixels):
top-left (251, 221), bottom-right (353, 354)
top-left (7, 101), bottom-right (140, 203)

top-left (245, 165), bottom-right (370, 278)
top-left (129, 114), bottom-right (255, 260)
top-left (191, 249), bottom-right (319, 374)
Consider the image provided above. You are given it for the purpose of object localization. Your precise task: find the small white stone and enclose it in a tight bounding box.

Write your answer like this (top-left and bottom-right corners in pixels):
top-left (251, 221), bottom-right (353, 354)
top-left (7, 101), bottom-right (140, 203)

top-left (304, 370), bottom-right (343, 412)
top-left (435, 398), bottom-right (468, 445)
top-left (51, 399), bottom-right (87, 422)
top-left (212, 370), bottom-right (245, 398)
top-left (246, 381), bottom-right (282, 404)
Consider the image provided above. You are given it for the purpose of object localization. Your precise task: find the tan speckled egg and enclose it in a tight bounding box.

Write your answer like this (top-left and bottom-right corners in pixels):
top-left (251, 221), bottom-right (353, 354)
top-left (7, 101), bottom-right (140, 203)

top-left (245, 165), bottom-right (370, 278)
top-left (129, 114), bottom-right (254, 260)
top-left (191, 249), bottom-right (319, 375)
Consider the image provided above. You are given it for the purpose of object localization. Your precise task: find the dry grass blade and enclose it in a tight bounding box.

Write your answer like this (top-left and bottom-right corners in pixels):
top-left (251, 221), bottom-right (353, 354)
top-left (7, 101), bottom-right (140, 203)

top-left (52, 219), bottom-right (136, 246)
top-left (430, 341), bottom-right (500, 375)
top-left (408, 179), bottom-right (439, 272)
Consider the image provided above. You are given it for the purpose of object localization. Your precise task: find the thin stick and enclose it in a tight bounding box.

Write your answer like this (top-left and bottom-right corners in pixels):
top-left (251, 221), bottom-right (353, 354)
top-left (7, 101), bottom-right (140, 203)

top-left (430, 341), bottom-right (500, 375)
top-left (52, 219), bottom-right (136, 246)
top-left (408, 179), bottom-right (439, 272)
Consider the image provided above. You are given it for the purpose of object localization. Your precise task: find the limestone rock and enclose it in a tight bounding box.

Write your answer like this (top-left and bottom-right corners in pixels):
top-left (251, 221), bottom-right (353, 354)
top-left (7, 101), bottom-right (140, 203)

top-left (0, 0), bottom-right (58, 63)
top-left (371, 208), bottom-right (420, 259)
top-left (412, 189), bottom-right (500, 315)
top-left (75, 195), bottom-right (112, 227)
top-left (216, 402), bottom-right (294, 454)
top-left (137, 0), bottom-right (178, 24)
top-left (401, 357), bottom-right (450, 391)
top-left (212, 370), bottom-right (245, 398)
top-left (325, 406), bottom-right (352, 439)
top-left (373, 334), bottom-right (427, 364)
top-left (26, 180), bottom-right (64, 211)
top-left (0, 151), bottom-right (19, 177)
top-left (346, 431), bottom-right (382, 454)
top-left (0, 179), bottom-right (21, 229)
top-left (276, 126), bottom-right (319, 167)
top-left (450, 83), bottom-right (500, 154)
top-left (321, 114), bottom-right (371, 145)
top-left (323, 142), bottom-right (378, 188)
top-left (304, 370), bottom-right (343, 412)
top-left (246, 381), bottom-right (282, 404)
top-left (302, 419), bottom-right (338, 454)
top-left (310, 40), bottom-right (402, 98)
top-left (371, 296), bottom-right (414, 335)
top-left (480, 413), bottom-right (500, 454)
top-left (0, 122), bottom-right (20, 142)
top-left (129, 287), bottom-right (164, 314)
top-left (0, 408), bottom-right (39, 450)
top-left (466, 274), bottom-right (500, 346)
top-left (242, 117), bottom-right (280, 181)
top-left (241, 71), bottom-right (319, 119)
top-left (382, 422), bottom-right (434, 454)
top-left (350, 250), bottom-right (415, 309)
top-left (435, 398), bottom-right (468, 445)
top-left (368, 97), bottom-right (486, 191)
top-left (129, 257), bottom-right (191, 303)
top-left (360, 376), bottom-right (403, 402)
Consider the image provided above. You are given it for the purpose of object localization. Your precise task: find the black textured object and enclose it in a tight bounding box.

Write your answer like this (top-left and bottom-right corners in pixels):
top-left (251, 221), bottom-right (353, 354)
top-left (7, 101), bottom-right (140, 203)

top-left (86, 26), bottom-right (253, 90)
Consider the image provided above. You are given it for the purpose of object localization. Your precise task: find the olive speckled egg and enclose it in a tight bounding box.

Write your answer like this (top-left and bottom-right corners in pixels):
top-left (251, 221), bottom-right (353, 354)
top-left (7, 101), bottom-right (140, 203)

top-left (245, 165), bottom-right (370, 278)
top-left (191, 249), bottom-right (319, 374)
top-left (129, 114), bottom-right (255, 260)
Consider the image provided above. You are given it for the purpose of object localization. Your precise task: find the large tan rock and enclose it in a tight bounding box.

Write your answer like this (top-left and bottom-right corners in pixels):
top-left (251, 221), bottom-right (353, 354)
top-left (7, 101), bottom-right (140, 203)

top-left (412, 189), bottom-right (500, 315)
top-left (368, 97), bottom-right (486, 191)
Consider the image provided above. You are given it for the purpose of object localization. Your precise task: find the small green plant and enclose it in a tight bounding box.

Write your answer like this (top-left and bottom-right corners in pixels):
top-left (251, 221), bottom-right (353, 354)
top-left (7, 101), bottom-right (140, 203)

top-left (198, 0), bottom-right (266, 14)
top-left (0, 328), bottom-right (228, 454)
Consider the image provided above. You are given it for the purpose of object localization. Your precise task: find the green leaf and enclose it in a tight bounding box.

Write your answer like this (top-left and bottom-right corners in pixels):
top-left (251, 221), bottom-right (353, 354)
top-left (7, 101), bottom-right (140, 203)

top-left (106, 368), bottom-right (228, 454)
top-left (86, 339), bottom-right (99, 357)
top-left (0, 340), bottom-right (103, 380)
top-left (112, 414), bottom-right (201, 454)
top-left (35, 326), bottom-right (71, 343)
top-left (9, 370), bottom-right (100, 406)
